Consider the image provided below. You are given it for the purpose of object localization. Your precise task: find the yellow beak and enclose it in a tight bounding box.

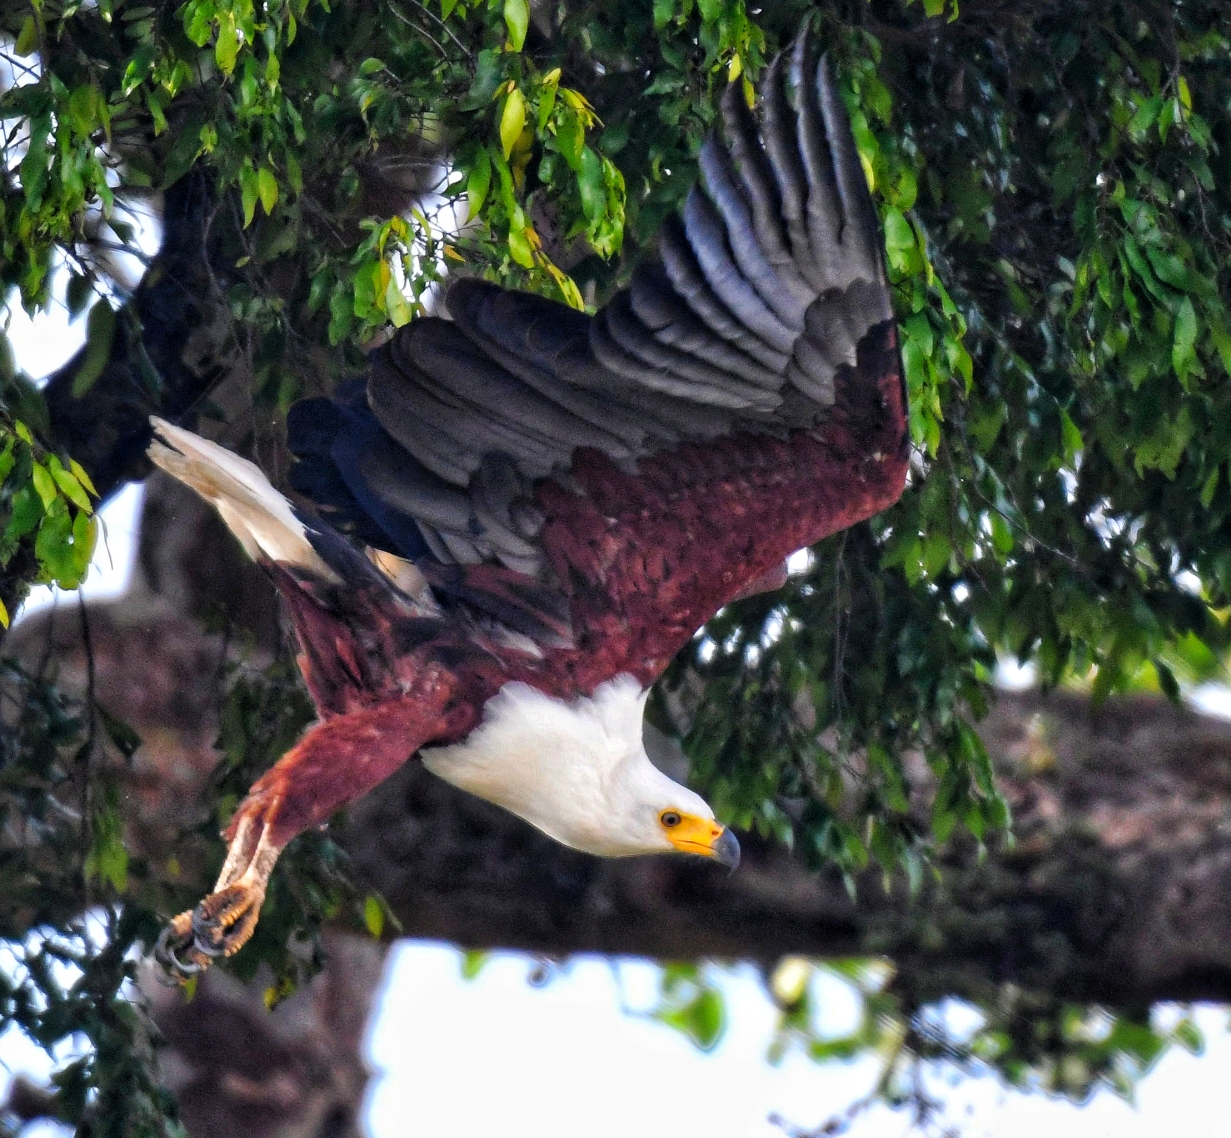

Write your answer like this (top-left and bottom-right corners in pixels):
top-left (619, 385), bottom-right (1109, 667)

top-left (667, 818), bottom-right (741, 870)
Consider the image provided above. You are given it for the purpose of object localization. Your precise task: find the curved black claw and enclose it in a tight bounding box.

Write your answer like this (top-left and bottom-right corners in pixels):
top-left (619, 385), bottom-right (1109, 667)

top-left (154, 921), bottom-right (206, 984)
top-left (189, 910), bottom-right (229, 959)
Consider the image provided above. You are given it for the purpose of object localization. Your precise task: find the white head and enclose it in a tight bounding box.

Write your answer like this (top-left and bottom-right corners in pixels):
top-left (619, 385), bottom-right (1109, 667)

top-left (420, 675), bottom-right (739, 866)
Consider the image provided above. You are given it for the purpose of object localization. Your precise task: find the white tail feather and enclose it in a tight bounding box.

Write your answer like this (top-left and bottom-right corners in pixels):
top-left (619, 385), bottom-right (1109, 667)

top-left (147, 417), bottom-right (339, 581)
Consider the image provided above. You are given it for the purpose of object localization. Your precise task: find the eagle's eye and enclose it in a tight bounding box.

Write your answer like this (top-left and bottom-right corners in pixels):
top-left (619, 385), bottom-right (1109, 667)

top-left (660, 810), bottom-right (682, 828)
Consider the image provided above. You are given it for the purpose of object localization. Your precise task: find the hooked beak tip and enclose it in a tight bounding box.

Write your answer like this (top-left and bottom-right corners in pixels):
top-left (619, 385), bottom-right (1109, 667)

top-left (713, 826), bottom-right (741, 873)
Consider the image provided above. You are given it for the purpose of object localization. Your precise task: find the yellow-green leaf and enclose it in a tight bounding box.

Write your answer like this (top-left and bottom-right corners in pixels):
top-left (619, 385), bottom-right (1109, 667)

top-left (16, 15), bottom-right (38, 56)
top-left (384, 277), bottom-right (413, 327)
top-left (0, 597), bottom-right (8, 629)
top-left (503, 0), bottom-right (529, 52)
top-left (257, 167), bottom-right (278, 215)
top-left (884, 208), bottom-right (915, 251)
top-left (508, 225), bottom-right (534, 267)
top-left (538, 68), bottom-right (561, 130)
top-left (69, 458), bottom-right (98, 499)
top-left (364, 895), bottom-right (385, 938)
top-left (216, 12), bottom-right (240, 75)
top-left (500, 87), bottom-right (527, 159)
top-left (240, 164), bottom-right (259, 227)
top-left (460, 951), bottom-right (489, 979)
top-left (30, 463), bottom-right (57, 511)
top-left (47, 455), bottom-right (92, 513)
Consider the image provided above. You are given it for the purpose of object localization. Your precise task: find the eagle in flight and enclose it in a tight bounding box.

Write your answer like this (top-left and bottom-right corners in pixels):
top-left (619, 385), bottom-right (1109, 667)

top-left (150, 27), bottom-right (909, 977)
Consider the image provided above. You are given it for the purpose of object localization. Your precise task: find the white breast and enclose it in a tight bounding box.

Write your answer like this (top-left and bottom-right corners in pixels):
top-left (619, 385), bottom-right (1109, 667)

top-left (420, 675), bottom-right (700, 857)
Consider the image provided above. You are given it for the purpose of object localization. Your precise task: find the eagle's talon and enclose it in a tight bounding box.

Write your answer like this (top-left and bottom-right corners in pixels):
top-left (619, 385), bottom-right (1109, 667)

top-left (190, 911), bottom-right (221, 936)
top-left (155, 914), bottom-right (209, 982)
top-left (180, 880), bottom-right (266, 963)
top-left (189, 930), bottom-right (228, 958)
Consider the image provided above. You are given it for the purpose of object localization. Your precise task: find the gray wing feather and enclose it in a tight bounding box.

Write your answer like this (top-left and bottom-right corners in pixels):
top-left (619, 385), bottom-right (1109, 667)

top-left (292, 31), bottom-right (897, 598)
top-left (659, 216), bottom-right (793, 372)
top-left (718, 83), bottom-right (815, 307)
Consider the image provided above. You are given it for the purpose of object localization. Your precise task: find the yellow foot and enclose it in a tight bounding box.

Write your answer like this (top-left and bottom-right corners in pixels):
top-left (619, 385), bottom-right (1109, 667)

top-left (156, 879), bottom-right (266, 981)
top-left (156, 805), bottom-right (283, 982)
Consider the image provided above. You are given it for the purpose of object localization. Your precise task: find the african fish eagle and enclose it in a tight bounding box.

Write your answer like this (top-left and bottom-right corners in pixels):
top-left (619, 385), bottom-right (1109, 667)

top-left (150, 27), bottom-right (908, 977)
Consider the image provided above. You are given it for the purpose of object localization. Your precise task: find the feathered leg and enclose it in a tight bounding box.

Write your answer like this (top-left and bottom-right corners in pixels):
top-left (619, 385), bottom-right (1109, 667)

top-left (157, 696), bottom-right (451, 980)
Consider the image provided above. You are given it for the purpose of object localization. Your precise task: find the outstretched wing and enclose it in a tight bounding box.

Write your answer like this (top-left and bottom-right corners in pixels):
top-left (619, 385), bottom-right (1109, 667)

top-left (289, 31), bottom-right (908, 693)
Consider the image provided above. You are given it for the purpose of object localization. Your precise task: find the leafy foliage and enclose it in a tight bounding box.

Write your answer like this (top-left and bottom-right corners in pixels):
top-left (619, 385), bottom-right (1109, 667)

top-left (0, 382), bottom-right (99, 627)
top-left (0, 658), bottom-right (184, 1136)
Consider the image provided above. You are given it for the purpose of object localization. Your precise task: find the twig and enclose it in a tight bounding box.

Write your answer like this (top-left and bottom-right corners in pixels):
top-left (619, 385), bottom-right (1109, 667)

top-left (389, 0), bottom-right (474, 62)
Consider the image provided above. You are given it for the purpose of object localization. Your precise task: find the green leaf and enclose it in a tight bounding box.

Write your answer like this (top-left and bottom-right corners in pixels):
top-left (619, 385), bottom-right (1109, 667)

top-left (884, 208), bottom-right (915, 251)
top-left (1177, 75), bottom-right (1192, 112)
top-left (467, 148), bottom-right (491, 218)
top-left (688, 989), bottom-right (725, 1051)
top-left (1173, 1017), bottom-right (1203, 1053)
top-left (1173, 296), bottom-right (1198, 383)
top-left (577, 146), bottom-right (605, 222)
top-left (66, 272), bottom-right (93, 320)
top-left (1127, 94), bottom-right (1164, 138)
top-left (902, 312), bottom-right (935, 357)
top-left (30, 463), bottom-right (57, 511)
top-left (71, 301), bottom-right (116, 397)
top-left (460, 950), bottom-right (489, 979)
top-left (384, 276), bottom-right (413, 327)
top-left (97, 705), bottom-right (141, 759)
top-left (901, 337), bottom-right (928, 401)
top-left (35, 503), bottom-right (77, 584)
top-left (989, 512), bottom-right (1014, 556)
top-left (16, 15), bottom-right (38, 57)
top-left (5, 485), bottom-right (43, 542)
top-left (68, 459), bottom-right (98, 499)
top-left (922, 530), bottom-right (951, 577)
top-left (538, 68), bottom-right (561, 131)
top-left (500, 87), bottom-right (527, 159)
top-left (555, 107), bottom-right (584, 169)
top-left (1200, 466), bottom-right (1219, 509)
top-left (1145, 247), bottom-right (1195, 293)
top-left (1154, 659), bottom-right (1180, 703)
top-left (216, 11), bottom-right (240, 76)
top-left (1060, 409), bottom-right (1083, 463)
top-left (363, 895), bottom-right (384, 938)
top-left (503, 0), bottom-right (529, 52)
top-left (240, 164), bottom-right (259, 227)
top-left (47, 456), bottom-right (91, 513)
top-left (257, 167), bottom-right (278, 215)
top-left (508, 224), bottom-right (535, 268)
top-left (286, 152), bottom-right (303, 195)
